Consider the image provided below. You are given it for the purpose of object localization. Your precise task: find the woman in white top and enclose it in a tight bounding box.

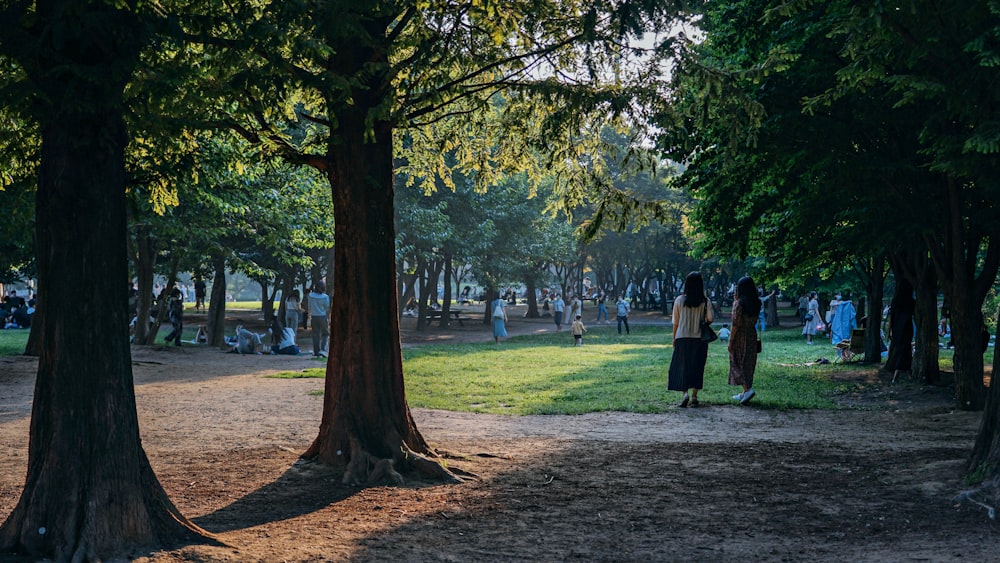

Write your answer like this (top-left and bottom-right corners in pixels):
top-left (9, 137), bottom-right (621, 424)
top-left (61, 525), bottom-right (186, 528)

top-left (667, 271), bottom-right (713, 408)
top-left (802, 292), bottom-right (822, 344)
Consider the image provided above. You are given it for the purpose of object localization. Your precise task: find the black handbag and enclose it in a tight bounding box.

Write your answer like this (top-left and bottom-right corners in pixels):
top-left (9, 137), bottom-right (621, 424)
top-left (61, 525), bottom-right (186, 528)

top-left (756, 338), bottom-right (762, 353)
top-left (700, 304), bottom-right (718, 342)
top-left (804, 313), bottom-right (814, 321)
top-left (700, 321), bottom-right (718, 343)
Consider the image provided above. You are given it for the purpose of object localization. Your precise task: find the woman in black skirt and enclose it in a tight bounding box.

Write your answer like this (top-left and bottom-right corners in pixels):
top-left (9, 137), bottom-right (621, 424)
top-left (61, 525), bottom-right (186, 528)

top-left (668, 271), bottom-right (713, 407)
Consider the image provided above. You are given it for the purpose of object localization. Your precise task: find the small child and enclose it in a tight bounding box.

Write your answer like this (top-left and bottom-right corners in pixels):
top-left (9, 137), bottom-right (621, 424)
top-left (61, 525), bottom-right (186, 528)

top-left (718, 324), bottom-right (731, 340)
top-left (571, 315), bottom-right (587, 346)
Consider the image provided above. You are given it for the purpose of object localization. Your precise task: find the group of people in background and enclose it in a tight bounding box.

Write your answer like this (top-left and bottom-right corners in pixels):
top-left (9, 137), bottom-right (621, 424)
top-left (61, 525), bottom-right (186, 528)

top-left (800, 290), bottom-right (858, 349)
top-left (242, 280), bottom-right (328, 356)
top-left (2, 290), bottom-right (34, 330)
top-left (126, 278), bottom-right (333, 357)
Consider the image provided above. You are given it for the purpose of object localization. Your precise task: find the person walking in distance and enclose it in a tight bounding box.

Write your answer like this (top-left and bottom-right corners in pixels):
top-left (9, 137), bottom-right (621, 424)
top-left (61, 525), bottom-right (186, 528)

top-left (552, 293), bottom-right (565, 331)
top-left (571, 315), bottom-right (587, 346)
top-left (491, 292), bottom-right (508, 345)
top-left (163, 287), bottom-right (184, 347)
top-left (308, 280), bottom-right (331, 357)
top-left (616, 295), bottom-right (631, 335)
top-left (595, 291), bottom-right (609, 324)
top-left (193, 278), bottom-right (207, 312)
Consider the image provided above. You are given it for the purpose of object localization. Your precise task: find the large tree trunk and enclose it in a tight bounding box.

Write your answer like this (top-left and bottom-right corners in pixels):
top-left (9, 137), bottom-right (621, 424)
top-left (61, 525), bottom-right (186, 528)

top-left (928, 177), bottom-right (1000, 410)
top-left (861, 255), bottom-right (886, 365)
top-left (0, 4), bottom-right (212, 558)
top-left (524, 278), bottom-right (540, 318)
top-left (948, 289), bottom-right (987, 410)
top-left (206, 255), bottom-right (228, 347)
top-left (967, 309), bottom-right (1000, 479)
top-left (414, 257), bottom-right (429, 330)
top-left (259, 278), bottom-right (278, 326)
top-left (765, 293), bottom-right (779, 328)
top-left (440, 252), bottom-right (453, 328)
top-left (302, 101), bottom-right (454, 485)
top-left (22, 305), bottom-right (41, 357)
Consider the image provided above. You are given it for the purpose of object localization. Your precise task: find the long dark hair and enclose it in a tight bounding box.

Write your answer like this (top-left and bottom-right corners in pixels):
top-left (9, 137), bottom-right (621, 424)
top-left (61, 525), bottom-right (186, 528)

top-left (736, 276), bottom-right (762, 318)
top-left (682, 271), bottom-right (707, 308)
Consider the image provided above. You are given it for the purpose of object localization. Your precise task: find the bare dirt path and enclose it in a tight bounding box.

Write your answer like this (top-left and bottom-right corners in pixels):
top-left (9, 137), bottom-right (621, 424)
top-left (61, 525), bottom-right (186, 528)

top-left (1, 309), bottom-right (997, 561)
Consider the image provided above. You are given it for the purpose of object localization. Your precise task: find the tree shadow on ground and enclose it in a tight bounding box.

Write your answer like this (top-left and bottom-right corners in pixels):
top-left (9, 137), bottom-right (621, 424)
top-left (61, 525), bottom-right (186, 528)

top-left (193, 458), bottom-right (447, 533)
top-left (346, 439), bottom-right (994, 561)
top-left (193, 459), bottom-right (356, 532)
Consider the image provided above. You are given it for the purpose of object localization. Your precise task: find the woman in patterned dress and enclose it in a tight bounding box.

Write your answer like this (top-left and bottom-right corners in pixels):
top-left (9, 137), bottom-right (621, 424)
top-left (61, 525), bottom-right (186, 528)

top-left (729, 277), bottom-right (762, 405)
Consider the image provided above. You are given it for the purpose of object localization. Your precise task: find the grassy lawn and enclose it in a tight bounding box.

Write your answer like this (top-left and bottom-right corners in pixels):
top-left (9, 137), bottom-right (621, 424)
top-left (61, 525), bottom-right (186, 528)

top-left (3, 318), bottom-right (955, 414)
top-left (0, 330), bottom-right (29, 356)
top-left (271, 324), bottom-right (952, 414)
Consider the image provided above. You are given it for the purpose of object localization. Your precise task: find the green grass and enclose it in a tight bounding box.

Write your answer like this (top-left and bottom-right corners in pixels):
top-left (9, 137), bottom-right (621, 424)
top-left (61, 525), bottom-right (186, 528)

top-left (268, 324), bottom-right (918, 414)
top-left (0, 330), bottom-right (29, 355)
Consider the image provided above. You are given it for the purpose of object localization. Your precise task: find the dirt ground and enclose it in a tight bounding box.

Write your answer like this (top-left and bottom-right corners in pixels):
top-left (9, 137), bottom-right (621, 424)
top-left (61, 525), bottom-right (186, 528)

top-left (1, 307), bottom-right (998, 562)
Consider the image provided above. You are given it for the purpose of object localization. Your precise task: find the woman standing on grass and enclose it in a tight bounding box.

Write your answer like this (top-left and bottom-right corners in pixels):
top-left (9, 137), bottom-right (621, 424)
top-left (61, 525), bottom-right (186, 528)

top-left (668, 271), bottom-right (713, 408)
top-left (802, 291), bottom-right (821, 344)
top-left (491, 292), bottom-right (508, 345)
top-left (729, 276), bottom-right (761, 405)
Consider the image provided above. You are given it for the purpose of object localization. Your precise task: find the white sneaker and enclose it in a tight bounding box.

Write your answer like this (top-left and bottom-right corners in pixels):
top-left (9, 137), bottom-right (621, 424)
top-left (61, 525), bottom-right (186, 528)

top-left (740, 389), bottom-right (756, 405)
top-left (732, 392), bottom-right (744, 401)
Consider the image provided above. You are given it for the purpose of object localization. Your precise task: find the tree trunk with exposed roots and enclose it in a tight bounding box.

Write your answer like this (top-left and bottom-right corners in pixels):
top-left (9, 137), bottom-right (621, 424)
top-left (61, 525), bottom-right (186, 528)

top-left (0, 4), bottom-right (213, 558)
top-left (301, 99), bottom-right (457, 485)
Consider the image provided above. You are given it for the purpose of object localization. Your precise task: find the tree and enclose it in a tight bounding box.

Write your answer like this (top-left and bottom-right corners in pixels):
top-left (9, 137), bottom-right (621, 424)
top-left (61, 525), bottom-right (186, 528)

top-left (0, 1), bottom-right (213, 559)
top-left (174, 0), bottom-right (689, 484)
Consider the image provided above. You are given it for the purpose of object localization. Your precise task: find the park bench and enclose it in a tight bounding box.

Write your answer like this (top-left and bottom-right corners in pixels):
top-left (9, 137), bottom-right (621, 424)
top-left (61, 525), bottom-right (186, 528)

top-left (422, 309), bottom-right (468, 326)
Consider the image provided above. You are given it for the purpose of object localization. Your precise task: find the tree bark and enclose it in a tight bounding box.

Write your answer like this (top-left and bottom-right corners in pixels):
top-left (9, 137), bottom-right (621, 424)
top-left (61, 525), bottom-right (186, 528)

top-left (440, 252), bottom-right (453, 328)
top-left (206, 255), bottom-right (228, 347)
top-left (0, 4), bottom-right (213, 558)
top-left (927, 176), bottom-right (999, 410)
top-left (302, 98), bottom-right (454, 484)
top-left (967, 309), bottom-right (1000, 479)
top-left (861, 255), bottom-right (886, 365)
top-left (524, 278), bottom-right (540, 318)
top-left (414, 257), bottom-right (429, 330)
top-left (911, 265), bottom-right (941, 384)
top-left (948, 289), bottom-right (987, 410)
top-left (145, 256), bottom-right (179, 345)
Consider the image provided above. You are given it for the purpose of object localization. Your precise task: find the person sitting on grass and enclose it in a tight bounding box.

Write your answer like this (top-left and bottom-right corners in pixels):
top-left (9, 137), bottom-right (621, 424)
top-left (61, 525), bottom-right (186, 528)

top-left (718, 324), bottom-right (730, 341)
top-left (271, 327), bottom-right (301, 355)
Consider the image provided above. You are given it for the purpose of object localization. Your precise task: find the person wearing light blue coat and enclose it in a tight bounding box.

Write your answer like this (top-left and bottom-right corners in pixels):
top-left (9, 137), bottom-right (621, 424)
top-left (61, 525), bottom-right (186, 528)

top-left (830, 298), bottom-right (857, 347)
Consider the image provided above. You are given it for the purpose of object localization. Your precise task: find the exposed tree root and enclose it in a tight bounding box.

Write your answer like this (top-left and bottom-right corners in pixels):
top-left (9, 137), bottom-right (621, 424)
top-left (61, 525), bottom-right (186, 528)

top-left (954, 476), bottom-right (1000, 520)
top-left (332, 442), bottom-right (471, 486)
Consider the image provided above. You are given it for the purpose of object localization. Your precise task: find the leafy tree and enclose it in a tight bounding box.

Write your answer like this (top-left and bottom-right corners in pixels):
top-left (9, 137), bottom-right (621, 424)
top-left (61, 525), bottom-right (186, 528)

top-left (174, 0), bottom-right (692, 484)
top-left (803, 0), bottom-right (1000, 409)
